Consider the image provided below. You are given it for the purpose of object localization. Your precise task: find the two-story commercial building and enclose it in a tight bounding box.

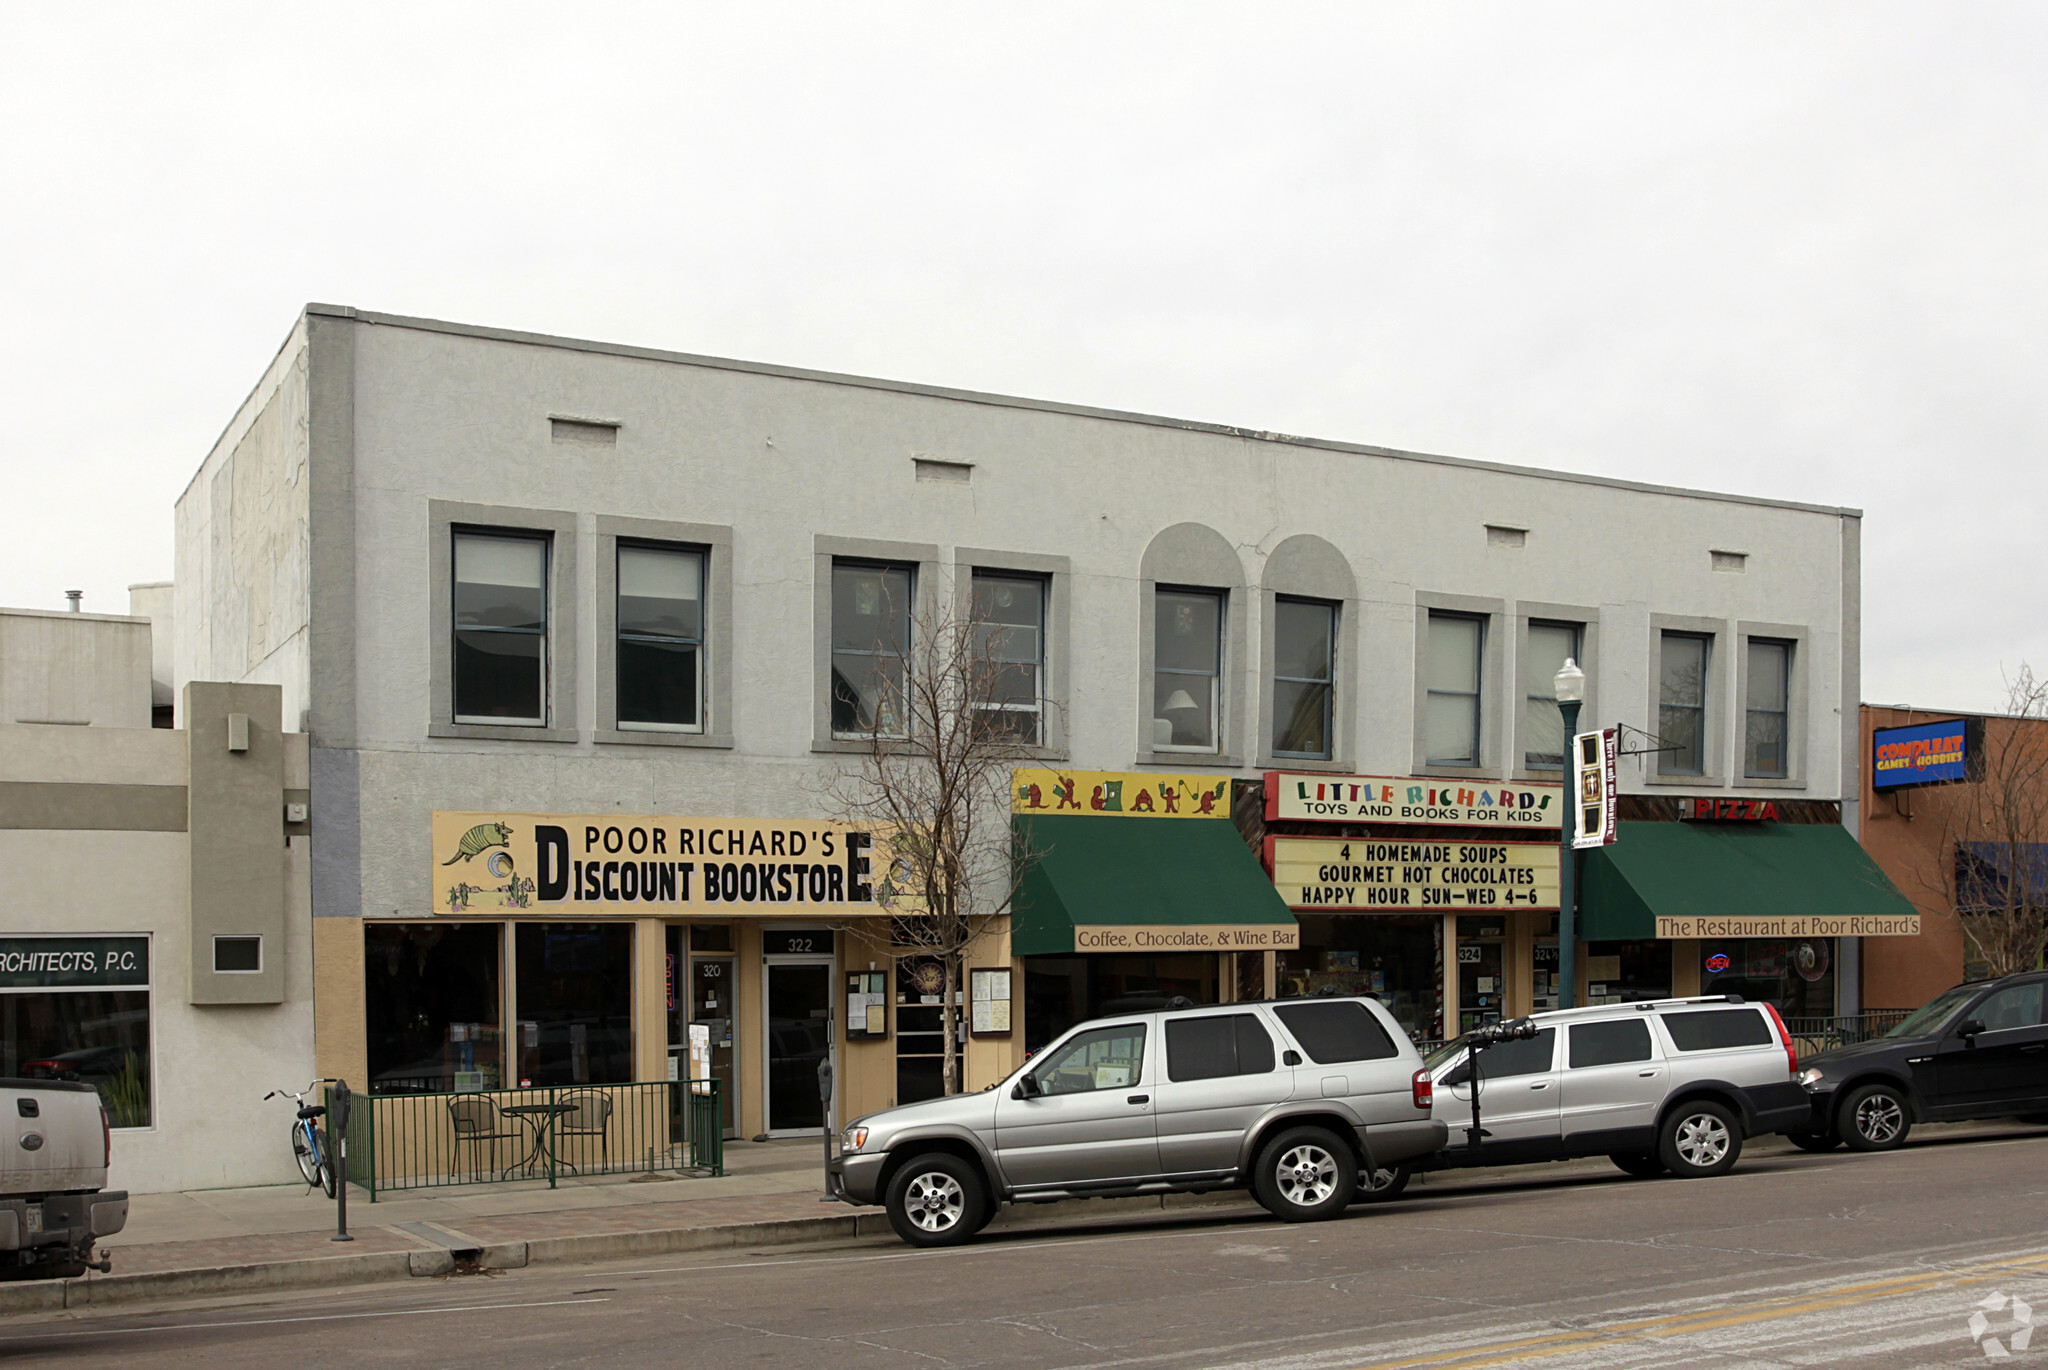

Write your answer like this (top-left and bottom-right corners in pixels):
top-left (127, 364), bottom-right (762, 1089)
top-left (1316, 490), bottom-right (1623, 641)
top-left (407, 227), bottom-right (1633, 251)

top-left (172, 303), bottom-right (1903, 1144)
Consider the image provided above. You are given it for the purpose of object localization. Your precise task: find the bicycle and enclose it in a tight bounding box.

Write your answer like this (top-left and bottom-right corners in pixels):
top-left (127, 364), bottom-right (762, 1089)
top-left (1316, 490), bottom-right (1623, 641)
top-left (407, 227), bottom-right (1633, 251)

top-left (265, 1080), bottom-right (338, 1198)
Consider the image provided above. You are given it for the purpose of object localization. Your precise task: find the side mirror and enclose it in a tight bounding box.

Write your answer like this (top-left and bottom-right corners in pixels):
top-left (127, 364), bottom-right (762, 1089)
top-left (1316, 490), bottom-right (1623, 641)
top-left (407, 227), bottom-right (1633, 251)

top-left (1959, 1018), bottom-right (1988, 1042)
top-left (1445, 1064), bottom-right (1473, 1087)
top-left (1282, 1050), bottom-right (1302, 1067)
top-left (1011, 1073), bottom-right (1040, 1100)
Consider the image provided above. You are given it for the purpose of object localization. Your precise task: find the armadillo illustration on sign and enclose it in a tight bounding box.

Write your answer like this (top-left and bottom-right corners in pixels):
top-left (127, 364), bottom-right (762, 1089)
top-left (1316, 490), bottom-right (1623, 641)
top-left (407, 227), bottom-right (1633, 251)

top-left (442, 822), bottom-right (515, 865)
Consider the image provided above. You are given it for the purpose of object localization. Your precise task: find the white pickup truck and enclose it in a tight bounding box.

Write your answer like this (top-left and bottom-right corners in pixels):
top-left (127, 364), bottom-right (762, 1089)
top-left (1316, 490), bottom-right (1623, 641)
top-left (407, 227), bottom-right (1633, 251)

top-left (0, 1078), bottom-right (126, 1279)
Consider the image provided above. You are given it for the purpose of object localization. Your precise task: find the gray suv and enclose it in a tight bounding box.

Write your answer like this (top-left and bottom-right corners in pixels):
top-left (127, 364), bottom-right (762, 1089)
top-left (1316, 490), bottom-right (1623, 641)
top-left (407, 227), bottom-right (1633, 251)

top-left (1411, 996), bottom-right (1811, 1188)
top-left (830, 996), bottom-right (1446, 1246)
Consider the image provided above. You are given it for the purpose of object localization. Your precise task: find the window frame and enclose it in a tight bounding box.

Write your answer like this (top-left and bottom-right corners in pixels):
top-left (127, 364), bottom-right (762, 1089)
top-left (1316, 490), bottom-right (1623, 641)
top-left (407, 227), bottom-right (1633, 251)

top-left (1641, 613), bottom-right (1731, 787)
top-left (1423, 610), bottom-right (1487, 769)
top-left (1136, 522), bottom-right (1245, 766)
top-left (1743, 637), bottom-right (1792, 779)
top-left (1519, 618), bottom-right (1584, 773)
top-left (1657, 631), bottom-right (1712, 777)
top-left (957, 549), bottom-right (1072, 759)
top-left (1269, 595), bottom-right (1338, 761)
top-left (967, 568), bottom-right (1048, 746)
top-left (595, 516), bottom-right (734, 750)
top-left (813, 536), bottom-right (941, 753)
top-left (450, 527), bottom-right (552, 728)
top-left (1734, 622), bottom-right (1810, 789)
top-left (613, 540), bottom-right (706, 735)
top-left (1151, 584), bottom-right (1228, 755)
top-left (829, 558), bottom-right (917, 740)
top-left (429, 501), bottom-right (579, 744)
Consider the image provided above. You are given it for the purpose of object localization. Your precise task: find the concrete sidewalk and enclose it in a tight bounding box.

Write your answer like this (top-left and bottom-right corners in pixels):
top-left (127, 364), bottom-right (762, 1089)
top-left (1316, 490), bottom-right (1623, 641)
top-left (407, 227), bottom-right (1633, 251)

top-left (0, 1136), bottom-right (1249, 1313)
top-left (0, 1138), bottom-right (895, 1312)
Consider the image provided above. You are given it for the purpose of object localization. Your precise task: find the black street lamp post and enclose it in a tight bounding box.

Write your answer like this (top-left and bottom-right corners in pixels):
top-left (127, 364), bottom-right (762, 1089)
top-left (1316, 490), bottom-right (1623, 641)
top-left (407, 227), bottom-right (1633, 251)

top-left (1555, 659), bottom-right (1585, 1011)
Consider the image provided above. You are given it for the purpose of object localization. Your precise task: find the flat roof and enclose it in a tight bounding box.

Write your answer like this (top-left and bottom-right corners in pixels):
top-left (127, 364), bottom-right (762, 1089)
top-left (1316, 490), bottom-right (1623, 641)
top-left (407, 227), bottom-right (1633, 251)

top-left (301, 303), bottom-right (1863, 520)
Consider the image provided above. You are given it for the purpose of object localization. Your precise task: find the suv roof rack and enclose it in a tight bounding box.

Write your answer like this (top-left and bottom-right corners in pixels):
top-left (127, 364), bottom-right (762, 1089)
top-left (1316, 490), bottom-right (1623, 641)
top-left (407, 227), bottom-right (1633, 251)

top-left (1524, 994), bottom-right (1752, 1021)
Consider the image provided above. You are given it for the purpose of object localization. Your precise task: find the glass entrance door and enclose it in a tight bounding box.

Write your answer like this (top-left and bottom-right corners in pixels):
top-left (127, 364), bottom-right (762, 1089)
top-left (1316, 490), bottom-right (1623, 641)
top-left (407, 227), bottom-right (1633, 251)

top-left (1457, 916), bottom-right (1507, 1035)
top-left (764, 961), bottom-right (833, 1135)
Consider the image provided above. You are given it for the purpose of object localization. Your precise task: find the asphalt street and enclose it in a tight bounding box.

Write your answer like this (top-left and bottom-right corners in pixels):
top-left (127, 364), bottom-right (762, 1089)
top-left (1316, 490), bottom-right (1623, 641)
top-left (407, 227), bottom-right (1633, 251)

top-left (6, 1124), bottom-right (2047, 1369)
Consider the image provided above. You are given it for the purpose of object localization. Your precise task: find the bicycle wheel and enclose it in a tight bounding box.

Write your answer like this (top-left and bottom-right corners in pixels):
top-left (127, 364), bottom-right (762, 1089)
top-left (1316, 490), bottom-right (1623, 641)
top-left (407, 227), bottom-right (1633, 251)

top-left (293, 1125), bottom-right (330, 1194)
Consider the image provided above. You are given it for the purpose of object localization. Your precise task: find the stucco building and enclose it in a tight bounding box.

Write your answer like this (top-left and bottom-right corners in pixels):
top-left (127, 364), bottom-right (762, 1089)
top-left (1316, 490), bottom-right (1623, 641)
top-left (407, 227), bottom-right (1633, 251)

top-left (169, 303), bottom-right (1897, 1153)
top-left (0, 602), bottom-right (313, 1192)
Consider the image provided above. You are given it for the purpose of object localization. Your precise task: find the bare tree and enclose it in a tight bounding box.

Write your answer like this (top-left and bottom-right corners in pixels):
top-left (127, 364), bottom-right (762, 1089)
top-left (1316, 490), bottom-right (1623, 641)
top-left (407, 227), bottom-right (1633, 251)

top-left (1918, 665), bottom-right (2048, 979)
top-left (816, 570), bottom-right (1050, 1096)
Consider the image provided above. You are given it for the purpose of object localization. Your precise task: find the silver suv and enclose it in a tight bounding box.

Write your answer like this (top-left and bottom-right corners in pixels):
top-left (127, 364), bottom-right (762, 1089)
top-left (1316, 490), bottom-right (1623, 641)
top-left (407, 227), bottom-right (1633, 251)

top-left (1407, 996), bottom-right (1810, 1189)
top-left (830, 995), bottom-right (1447, 1246)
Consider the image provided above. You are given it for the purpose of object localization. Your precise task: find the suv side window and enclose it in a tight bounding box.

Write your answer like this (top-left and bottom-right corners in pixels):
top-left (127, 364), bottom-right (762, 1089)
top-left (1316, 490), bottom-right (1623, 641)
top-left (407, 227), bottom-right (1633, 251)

top-left (1272, 1001), bottom-right (1399, 1064)
top-left (1569, 1018), bottom-right (1654, 1068)
top-left (1165, 1014), bottom-right (1277, 1081)
top-left (1662, 1008), bottom-right (1773, 1052)
top-left (1457, 1028), bottom-right (1556, 1082)
top-left (1971, 984), bottom-right (2045, 1033)
top-left (1034, 1025), bottom-right (1147, 1095)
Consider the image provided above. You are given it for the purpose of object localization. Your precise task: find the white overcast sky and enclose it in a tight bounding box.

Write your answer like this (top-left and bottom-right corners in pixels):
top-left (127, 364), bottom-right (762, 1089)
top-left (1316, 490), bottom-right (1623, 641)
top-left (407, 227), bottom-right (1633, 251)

top-left (2, 4), bottom-right (2041, 712)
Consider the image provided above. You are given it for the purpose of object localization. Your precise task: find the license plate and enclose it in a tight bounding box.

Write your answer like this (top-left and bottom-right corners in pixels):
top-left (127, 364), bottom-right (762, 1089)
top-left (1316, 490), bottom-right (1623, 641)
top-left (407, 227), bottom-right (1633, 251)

top-left (23, 1204), bottom-right (41, 1235)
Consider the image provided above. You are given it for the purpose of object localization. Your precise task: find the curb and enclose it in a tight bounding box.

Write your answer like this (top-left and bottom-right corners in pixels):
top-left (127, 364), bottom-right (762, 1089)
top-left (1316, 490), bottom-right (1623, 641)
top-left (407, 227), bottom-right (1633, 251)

top-left (0, 1190), bottom-right (1252, 1315)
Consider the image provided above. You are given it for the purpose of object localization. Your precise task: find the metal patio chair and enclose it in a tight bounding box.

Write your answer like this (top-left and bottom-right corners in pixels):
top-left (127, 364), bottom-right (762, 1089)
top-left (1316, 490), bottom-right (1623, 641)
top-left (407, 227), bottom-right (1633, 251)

top-left (447, 1095), bottom-right (525, 1181)
top-left (555, 1090), bottom-right (614, 1169)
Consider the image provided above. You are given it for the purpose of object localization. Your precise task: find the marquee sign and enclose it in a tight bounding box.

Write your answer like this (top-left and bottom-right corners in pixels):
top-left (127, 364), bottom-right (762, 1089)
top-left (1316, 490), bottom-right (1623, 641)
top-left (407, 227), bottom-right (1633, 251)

top-left (1872, 717), bottom-right (1981, 791)
top-left (431, 813), bottom-right (903, 915)
top-left (1267, 836), bottom-right (1560, 912)
top-left (1266, 773), bottom-right (1561, 829)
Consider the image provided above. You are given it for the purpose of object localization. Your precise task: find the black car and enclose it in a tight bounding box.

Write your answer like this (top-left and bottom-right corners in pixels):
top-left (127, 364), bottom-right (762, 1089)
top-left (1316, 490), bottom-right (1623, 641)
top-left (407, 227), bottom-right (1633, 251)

top-left (1793, 971), bottom-right (2048, 1152)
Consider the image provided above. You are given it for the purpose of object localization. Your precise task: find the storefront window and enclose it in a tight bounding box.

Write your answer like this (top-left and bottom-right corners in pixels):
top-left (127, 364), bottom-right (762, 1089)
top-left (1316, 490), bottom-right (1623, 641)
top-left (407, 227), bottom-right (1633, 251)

top-left (366, 923), bottom-right (503, 1094)
top-left (1278, 915), bottom-right (1442, 1043)
top-left (1584, 940), bottom-right (1671, 1005)
top-left (1023, 953), bottom-right (1219, 1051)
top-left (1456, 916), bottom-right (1508, 1035)
top-left (514, 923), bottom-right (634, 1087)
top-left (1702, 938), bottom-right (1836, 1020)
top-left (0, 936), bottom-right (152, 1127)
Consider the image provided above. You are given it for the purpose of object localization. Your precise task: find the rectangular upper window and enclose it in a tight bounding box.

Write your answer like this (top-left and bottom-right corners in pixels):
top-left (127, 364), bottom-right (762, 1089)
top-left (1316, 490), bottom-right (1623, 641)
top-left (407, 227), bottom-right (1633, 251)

top-left (1165, 1014), bottom-right (1277, 1081)
top-left (1272, 597), bottom-right (1336, 760)
top-left (1745, 638), bottom-right (1792, 778)
top-left (969, 570), bottom-right (1045, 745)
top-left (1658, 632), bottom-right (1711, 775)
top-left (1425, 611), bottom-right (1485, 767)
top-left (1662, 1009), bottom-right (1773, 1052)
top-left (1568, 1018), bottom-right (1654, 1067)
top-left (1522, 621), bottom-right (1582, 770)
top-left (453, 530), bottom-right (549, 725)
top-left (1272, 1000), bottom-right (1398, 1064)
top-left (1153, 587), bottom-right (1224, 752)
top-left (615, 543), bottom-right (705, 732)
top-left (831, 560), bottom-right (913, 737)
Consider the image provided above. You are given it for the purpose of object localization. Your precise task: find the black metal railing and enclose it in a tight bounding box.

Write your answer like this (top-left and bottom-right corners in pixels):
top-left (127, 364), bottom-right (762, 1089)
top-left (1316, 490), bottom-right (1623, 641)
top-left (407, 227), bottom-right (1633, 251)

top-left (1784, 1011), bottom-right (1912, 1060)
top-left (328, 1079), bottom-right (723, 1201)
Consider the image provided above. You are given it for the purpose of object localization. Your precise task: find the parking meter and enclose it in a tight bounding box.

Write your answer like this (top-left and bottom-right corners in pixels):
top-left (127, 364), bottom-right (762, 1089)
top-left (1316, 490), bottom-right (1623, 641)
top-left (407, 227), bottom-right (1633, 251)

top-left (817, 1024), bottom-right (840, 1200)
top-left (330, 1079), bottom-right (354, 1242)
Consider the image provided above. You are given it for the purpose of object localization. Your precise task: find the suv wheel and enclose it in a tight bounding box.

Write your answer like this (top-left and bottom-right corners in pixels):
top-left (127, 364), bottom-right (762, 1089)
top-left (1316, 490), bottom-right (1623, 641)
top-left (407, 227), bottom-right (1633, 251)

top-left (1253, 1126), bottom-right (1356, 1221)
top-left (1838, 1083), bottom-right (1912, 1152)
top-left (1658, 1101), bottom-right (1743, 1178)
top-left (884, 1154), bottom-right (988, 1247)
top-left (1610, 1150), bottom-right (1668, 1179)
top-left (1354, 1161), bottom-right (1411, 1204)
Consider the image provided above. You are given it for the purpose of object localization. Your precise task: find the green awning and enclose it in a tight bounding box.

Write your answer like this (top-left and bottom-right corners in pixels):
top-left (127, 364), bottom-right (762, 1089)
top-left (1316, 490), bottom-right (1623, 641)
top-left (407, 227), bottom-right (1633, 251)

top-left (1581, 821), bottom-right (1920, 940)
top-left (1012, 814), bottom-right (1299, 956)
